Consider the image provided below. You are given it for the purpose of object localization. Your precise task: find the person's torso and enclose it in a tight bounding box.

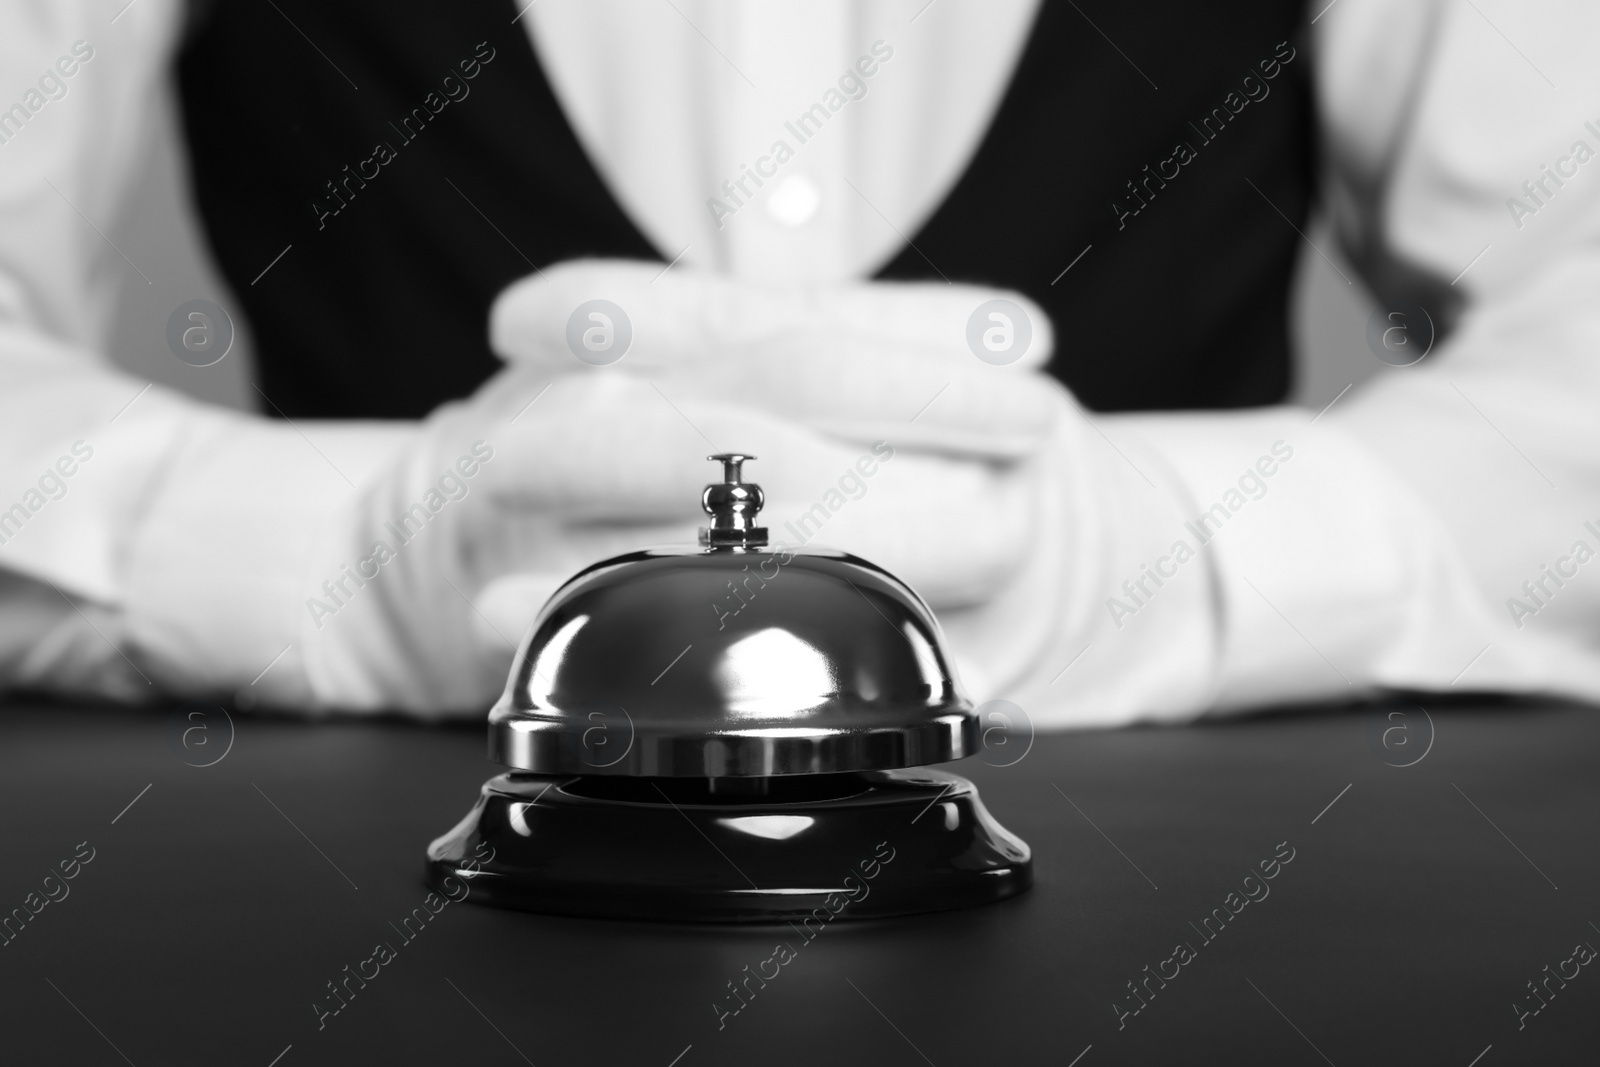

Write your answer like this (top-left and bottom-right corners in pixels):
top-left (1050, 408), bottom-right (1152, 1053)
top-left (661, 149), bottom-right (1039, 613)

top-left (177, 0), bottom-right (1313, 418)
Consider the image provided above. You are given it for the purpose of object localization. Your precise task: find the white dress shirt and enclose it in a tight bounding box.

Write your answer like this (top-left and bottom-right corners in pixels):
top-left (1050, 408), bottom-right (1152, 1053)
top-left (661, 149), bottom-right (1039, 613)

top-left (1, 0), bottom-right (1599, 724)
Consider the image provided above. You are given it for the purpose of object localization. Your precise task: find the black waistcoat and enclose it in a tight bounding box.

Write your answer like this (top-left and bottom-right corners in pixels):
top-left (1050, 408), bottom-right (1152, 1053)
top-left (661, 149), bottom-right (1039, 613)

top-left (177, 0), bottom-right (1312, 418)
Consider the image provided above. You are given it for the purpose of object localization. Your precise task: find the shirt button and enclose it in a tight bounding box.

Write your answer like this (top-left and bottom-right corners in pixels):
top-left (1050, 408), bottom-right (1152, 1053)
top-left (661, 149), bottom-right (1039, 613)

top-left (765, 174), bottom-right (821, 227)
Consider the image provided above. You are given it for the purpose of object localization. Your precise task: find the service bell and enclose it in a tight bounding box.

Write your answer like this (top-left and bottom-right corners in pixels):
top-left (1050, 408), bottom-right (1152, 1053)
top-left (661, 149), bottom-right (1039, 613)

top-left (426, 454), bottom-right (1031, 921)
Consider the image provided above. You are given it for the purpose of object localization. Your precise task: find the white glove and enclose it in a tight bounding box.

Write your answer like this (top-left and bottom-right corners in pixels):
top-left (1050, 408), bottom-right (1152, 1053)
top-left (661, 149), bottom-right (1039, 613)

top-left (490, 259), bottom-right (1059, 459)
top-left (296, 366), bottom-right (1023, 713)
top-left (300, 373), bottom-right (1068, 712)
top-left (481, 259), bottom-right (1089, 701)
top-left (485, 259), bottom-right (1069, 606)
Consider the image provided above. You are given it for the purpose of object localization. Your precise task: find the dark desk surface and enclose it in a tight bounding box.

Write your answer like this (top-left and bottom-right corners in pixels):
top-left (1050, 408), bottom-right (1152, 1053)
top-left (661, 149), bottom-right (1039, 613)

top-left (1, 697), bottom-right (1596, 1065)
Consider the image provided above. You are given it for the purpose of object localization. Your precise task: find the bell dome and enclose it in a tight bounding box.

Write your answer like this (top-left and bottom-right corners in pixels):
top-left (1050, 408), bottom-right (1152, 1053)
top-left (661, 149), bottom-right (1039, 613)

top-left (489, 457), bottom-right (976, 777)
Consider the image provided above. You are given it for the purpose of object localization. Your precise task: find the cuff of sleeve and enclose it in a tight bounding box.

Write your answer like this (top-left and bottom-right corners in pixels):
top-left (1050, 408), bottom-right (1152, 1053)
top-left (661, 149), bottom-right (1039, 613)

top-left (122, 409), bottom-right (413, 709)
top-left (1116, 407), bottom-right (1513, 711)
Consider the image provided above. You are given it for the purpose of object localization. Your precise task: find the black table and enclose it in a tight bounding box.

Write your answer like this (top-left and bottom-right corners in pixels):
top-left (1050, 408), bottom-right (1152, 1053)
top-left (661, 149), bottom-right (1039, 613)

top-left (2, 696), bottom-right (1595, 1065)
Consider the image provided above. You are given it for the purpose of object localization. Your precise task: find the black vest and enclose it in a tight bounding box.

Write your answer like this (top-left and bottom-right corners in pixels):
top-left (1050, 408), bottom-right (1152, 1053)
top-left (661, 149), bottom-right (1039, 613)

top-left (178, 0), bottom-right (1312, 418)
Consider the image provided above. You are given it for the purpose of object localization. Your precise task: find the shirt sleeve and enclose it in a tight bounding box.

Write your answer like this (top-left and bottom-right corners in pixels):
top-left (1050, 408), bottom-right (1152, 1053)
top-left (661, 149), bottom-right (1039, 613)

top-left (0, 1), bottom-right (409, 706)
top-left (946, 0), bottom-right (1600, 724)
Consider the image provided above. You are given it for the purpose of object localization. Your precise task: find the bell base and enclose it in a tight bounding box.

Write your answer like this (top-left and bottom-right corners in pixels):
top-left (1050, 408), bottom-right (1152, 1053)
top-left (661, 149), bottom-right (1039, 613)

top-left (426, 767), bottom-right (1031, 923)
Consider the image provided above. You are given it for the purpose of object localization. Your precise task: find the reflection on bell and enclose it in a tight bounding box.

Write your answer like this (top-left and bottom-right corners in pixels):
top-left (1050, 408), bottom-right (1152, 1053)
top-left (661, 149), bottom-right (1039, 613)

top-left (426, 454), bottom-right (1032, 922)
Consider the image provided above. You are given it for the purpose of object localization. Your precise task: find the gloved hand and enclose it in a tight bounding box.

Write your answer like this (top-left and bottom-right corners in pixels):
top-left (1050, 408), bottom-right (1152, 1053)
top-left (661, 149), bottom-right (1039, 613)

top-left (489, 259), bottom-right (1060, 460)
top-left (481, 259), bottom-right (1074, 613)
top-left (293, 371), bottom-right (1063, 712)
